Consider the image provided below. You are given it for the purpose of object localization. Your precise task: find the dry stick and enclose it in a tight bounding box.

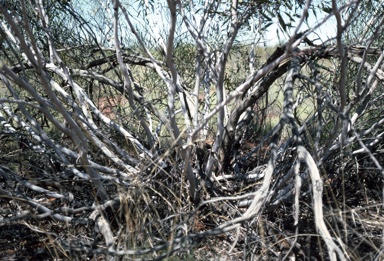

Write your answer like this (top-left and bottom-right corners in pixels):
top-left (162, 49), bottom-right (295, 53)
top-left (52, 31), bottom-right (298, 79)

top-left (350, 51), bottom-right (384, 125)
top-left (0, 186), bottom-right (73, 224)
top-left (282, 159), bottom-right (302, 261)
top-left (0, 73), bottom-right (97, 183)
top-left (0, 4), bottom-right (38, 68)
top-left (204, 0), bottom-right (240, 180)
top-left (69, 67), bottom-right (171, 138)
top-left (90, 208), bottom-right (115, 255)
top-left (168, 0), bottom-right (198, 201)
top-left (351, 116), bottom-right (384, 256)
top-left (0, 166), bottom-right (70, 201)
top-left (182, 36), bottom-right (317, 248)
top-left (3, 26), bottom-right (151, 165)
top-left (178, 0), bottom-right (219, 82)
top-left (188, 0), bottom-right (354, 144)
top-left (118, 0), bottom-right (197, 200)
top-left (117, 0), bottom-right (177, 138)
top-left (0, 95), bottom-right (127, 181)
top-left (233, 30), bottom-right (311, 222)
top-left (351, 125), bottom-right (384, 176)
top-left (240, 133), bottom-right (279, 220)
top-left (49, 77), bottom-right (139, 172)
top-left (78, 117), bottom-right (138, 175)
top-left (113, 1), bottom-right (155, 149)
top-left (355, 12), bottom-right (384, 95)
top-left (3, 98), bottom-right (134, 179)
top-left (47, 72), bottom-right (152, 159)
top-left (284, 54), bottom-right (346, 260)
top-left (331, 1), bottom-right (350, 241)
top-left (320, 55), bottom-right (384, 164)
top-left (141, 0), bottom-right (197, 198)
top-left (298, 146), bottom-right (347, 261)
top-left (179, 1), bottom-right (209, 131)
top-left (19, 0), bottom-right (109, 202)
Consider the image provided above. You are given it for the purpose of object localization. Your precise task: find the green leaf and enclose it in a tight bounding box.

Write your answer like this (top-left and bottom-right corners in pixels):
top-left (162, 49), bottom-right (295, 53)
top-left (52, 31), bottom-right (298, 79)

top-left (260, 10), bottom-right (272, 22)
top-left (322, 6), bottom-right (333, 14)
top-left (277, 12), bottom-right (287, 32)
top-left (312, 9), bottom-right (317, 19)
top-left (284, 11), bottom-right (294, 22)
top-left (321, 2), bottom-right (333, 14)
top-left (263, 22), bottom-right (274, 30)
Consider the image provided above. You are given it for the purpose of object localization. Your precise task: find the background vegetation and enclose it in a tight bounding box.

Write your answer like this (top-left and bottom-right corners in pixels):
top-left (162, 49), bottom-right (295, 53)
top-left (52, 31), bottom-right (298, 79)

top-left (0, 0), bottom-right (384, 260)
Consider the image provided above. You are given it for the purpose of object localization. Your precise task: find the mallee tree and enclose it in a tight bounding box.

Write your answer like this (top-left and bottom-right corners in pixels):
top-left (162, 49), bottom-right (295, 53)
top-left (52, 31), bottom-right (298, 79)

top-left (0, 0), bottom-right (383, 260)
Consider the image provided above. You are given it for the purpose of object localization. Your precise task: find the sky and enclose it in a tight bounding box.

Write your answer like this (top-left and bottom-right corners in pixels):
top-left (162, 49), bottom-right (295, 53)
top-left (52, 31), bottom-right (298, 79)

top-left (74, 0), bottom-right (339, 48)
top-left (269, 11), bottom-right (337, 45)
top-left (253, 1), bottom-right (338, 46)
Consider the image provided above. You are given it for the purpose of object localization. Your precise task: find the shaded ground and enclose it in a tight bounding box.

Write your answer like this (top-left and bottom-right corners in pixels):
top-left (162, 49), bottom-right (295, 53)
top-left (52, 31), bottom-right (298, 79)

top-left (0, 142), bottom-right (383, 260)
